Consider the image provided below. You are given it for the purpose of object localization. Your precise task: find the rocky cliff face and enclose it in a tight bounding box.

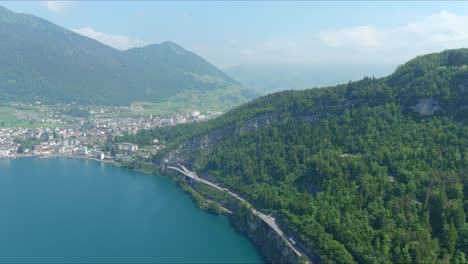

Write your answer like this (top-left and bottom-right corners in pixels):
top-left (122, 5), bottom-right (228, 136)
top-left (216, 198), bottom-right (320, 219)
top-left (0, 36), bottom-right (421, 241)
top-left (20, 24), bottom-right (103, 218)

top-left (230, 209), bottom-right (302, 264)
top-left (159, 110), bottom-right (341, 264)
top-left (162, 113), bottom-right (283, 166)
top-left (163, 124), bottom-right (234, 166)
top-left (161, 112), bottom-right (331, 167)
top-left (164, 168), bottom-right (312, 263)
top-left (411, 98), bottom-right (440, 116)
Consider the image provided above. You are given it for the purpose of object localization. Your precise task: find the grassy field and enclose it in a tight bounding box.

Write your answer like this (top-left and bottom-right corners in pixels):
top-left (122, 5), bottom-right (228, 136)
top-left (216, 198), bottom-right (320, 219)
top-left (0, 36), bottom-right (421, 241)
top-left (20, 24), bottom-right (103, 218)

top-left (0, 104), bottom-right (62, 128)
top-left (0, 86), bottom-right (251, 125)
top-left (0, 105), bottom-right (18, 127)
top-left (99, 87), bottom-right (249, 119)
top-left (133, 86), bottom-right (250, 116)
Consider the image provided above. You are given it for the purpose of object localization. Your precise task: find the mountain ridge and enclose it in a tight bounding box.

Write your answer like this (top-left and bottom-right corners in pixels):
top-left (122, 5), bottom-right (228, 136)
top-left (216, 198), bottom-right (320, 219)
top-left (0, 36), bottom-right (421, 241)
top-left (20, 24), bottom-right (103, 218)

top-left (0, 6), bottom-right (250, 107)
top-left (121, 48), bottom-right (468, 263)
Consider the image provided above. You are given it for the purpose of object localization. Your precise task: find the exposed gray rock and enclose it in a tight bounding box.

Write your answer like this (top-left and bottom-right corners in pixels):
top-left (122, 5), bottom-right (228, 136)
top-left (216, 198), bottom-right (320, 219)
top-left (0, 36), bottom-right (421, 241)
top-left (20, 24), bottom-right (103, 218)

top-left (162, 112), bottom-right (330, 167)
top-left (235, 113), bottom-right (286, 134)
top-left (163, 123), bottom-right (236, 166)
top-left (231, 211), bottom-right (305, 264)
top-left (411, 98), bottom-right (440, 116)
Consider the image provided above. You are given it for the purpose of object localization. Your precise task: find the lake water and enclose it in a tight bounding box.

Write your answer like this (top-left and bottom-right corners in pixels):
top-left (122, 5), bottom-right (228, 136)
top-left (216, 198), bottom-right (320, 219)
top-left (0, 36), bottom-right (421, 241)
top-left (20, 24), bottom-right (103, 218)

top-left (0, 158), bottom-right (263, 263)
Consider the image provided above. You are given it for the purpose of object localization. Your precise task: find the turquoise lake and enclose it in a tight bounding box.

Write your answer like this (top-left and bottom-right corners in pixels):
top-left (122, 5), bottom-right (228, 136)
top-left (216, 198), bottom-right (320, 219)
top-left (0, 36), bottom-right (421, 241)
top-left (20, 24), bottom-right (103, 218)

top-left (0, 158), bottom-right (263, 263)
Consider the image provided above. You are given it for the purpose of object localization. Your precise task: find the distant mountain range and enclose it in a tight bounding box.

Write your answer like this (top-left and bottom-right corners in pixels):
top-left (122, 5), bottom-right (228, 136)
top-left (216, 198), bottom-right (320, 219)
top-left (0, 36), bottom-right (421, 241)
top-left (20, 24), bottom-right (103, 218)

top-left (225, 63), bottom-right (396, 94)
top-left (0, 6), bottom-right (252, 107)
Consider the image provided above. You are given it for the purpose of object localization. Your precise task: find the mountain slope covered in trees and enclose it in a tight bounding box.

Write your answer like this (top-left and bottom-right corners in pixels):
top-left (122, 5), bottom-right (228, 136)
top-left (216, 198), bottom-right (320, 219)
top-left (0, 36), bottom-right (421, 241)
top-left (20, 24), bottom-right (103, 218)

top-left (121, 49), bottom-right (468, 263)
top-left (0, 6), bottom-right (250, 106)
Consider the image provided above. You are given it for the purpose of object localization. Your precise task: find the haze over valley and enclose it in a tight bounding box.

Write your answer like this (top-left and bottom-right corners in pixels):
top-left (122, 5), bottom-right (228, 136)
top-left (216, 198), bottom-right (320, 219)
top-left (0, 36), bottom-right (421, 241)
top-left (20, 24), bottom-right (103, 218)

top-left (225, 63), bottom-right (396, 94)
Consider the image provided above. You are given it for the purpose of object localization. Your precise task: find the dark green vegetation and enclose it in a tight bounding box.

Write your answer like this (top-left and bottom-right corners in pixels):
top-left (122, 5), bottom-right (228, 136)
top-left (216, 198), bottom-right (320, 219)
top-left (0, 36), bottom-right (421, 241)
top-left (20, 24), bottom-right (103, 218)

top-left (13, 137), bottom-right (41, 151)
top-left (59, 107), bottom-right (90, 118)
top-left (123, 49), bottom-right (468, 263)
top-left (178, 181), bottom-right (227, 215)
top-left (0, 7), bottom-right (251, 107)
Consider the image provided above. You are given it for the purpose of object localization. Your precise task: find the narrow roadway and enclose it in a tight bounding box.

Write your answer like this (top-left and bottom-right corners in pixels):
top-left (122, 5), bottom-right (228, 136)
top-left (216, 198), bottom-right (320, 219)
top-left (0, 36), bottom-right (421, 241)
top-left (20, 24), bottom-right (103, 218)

top-left (167, 165), bottom-right (304, 259)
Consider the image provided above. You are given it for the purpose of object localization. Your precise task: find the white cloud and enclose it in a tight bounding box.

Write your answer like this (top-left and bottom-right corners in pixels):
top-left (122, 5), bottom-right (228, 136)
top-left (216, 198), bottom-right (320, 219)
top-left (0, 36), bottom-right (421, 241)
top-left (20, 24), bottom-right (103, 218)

top-left (319, 26), bottom-right (382, 49)
top-left (400, 11), bottom-right (468, 45)
top-left (73, 27), bottom-right (148, 50)
top-left (320, 11), bottom-right (468, 51)
top-left (42, 1), bottom-right (74, 14)
top-left (227, 11), bottom-right (468, 66)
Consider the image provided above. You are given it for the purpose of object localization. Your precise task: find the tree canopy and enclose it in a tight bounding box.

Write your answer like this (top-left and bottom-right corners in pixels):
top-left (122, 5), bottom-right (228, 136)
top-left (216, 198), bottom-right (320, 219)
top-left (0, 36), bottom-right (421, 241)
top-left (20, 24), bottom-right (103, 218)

top-left (122, 49), bottom-right (468, 263)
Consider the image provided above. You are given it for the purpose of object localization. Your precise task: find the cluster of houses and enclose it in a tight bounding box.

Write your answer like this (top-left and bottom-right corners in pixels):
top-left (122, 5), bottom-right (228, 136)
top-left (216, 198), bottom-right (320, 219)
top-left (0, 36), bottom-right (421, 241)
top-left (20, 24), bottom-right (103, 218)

top-left (0, 103), bottom-right (220, 162)
top-left (0, 127), bottom-right (142, 162)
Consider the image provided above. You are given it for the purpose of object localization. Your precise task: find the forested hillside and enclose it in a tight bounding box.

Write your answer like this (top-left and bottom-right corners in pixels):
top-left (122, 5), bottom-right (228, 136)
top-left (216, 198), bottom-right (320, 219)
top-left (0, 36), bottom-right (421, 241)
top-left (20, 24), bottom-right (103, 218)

top-left (0, 6), bottom-right (250, 106)
top-left (122, 49), bottom-right (468, 263)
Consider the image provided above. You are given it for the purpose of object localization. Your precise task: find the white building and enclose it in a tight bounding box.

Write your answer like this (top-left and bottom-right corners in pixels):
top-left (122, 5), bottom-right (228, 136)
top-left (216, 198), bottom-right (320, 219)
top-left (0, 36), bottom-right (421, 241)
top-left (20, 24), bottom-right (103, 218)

top-left (118, 143), bottom-right (138, 154)
top-left (78, 146), bottom-right (88, 155)
top-left (0, 149), bottom-right (10, 157)
top-left (92, 150), bottom-right (105, 160)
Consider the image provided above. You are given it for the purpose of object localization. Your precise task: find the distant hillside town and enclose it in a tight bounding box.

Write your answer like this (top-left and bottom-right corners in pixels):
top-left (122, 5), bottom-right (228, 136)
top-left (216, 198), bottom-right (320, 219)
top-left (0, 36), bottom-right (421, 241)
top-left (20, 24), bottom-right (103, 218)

top-left (0, 103), bottom-right (221, 163)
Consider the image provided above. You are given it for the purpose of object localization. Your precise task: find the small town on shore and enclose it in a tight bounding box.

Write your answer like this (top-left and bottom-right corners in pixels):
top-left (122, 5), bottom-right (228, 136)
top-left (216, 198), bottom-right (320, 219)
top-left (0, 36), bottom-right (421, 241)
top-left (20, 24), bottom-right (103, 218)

top-left (0, 102), bottom-right (221, 162)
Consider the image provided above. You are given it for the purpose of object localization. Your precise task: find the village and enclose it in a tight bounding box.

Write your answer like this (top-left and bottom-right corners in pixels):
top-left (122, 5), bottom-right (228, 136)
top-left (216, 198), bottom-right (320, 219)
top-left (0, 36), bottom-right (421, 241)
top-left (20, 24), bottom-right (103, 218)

top-left (0, 103), bottom-right (221, 162)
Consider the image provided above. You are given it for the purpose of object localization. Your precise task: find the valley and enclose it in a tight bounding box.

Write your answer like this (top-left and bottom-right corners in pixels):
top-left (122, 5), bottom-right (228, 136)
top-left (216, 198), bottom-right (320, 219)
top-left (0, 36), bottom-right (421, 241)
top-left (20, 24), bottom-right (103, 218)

top-left (0, 2), bottom-right (467, 264)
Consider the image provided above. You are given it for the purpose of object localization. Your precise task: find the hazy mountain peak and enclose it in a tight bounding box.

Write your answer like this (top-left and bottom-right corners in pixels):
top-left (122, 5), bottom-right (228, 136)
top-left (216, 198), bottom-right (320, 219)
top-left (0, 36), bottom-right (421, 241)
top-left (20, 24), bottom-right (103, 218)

top-left (127, 41), bottom-right (188, 56)
top-left (0, 6), bottom-right (21, 22)
top-left (160, 41), bottom-right (188, 55)
top-left (0, 8), bottom-right (250, 106)
top-left (0, 5), bottom-right (10, 13)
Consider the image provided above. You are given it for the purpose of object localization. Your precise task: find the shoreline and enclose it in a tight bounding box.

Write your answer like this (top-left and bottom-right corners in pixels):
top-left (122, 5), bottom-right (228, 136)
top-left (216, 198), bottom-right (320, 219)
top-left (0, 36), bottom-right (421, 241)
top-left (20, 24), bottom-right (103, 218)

top-left (0, 154), bottom-right (121, 166)
top-left (1, 155), bottom-right (276, 263)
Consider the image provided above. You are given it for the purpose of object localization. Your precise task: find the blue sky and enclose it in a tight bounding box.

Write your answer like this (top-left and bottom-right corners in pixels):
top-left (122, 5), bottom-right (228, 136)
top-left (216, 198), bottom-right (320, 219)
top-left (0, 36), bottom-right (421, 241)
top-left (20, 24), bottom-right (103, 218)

top-left (2, 1), bottom-right (468, 68)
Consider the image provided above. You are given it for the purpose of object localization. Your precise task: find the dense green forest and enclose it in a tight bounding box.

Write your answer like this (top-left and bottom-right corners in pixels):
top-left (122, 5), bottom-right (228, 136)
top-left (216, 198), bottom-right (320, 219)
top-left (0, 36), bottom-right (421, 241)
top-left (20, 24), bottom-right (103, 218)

top-left (0, 6), bottom-right (251, 106)
top-left (121, 49), bottom-right (468, 263)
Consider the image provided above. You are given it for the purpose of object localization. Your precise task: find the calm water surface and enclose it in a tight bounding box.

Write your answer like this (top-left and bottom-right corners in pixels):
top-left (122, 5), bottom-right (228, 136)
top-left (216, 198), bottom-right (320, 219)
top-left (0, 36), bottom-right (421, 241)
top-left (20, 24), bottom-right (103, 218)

top-left (0, 158), bottom-right (263, 263)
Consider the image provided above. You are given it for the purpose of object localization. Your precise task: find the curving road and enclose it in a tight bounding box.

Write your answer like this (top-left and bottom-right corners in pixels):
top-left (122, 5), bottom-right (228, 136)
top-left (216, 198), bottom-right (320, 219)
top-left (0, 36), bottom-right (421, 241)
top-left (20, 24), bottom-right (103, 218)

top-left (167, 165), bottom-right (305, 259)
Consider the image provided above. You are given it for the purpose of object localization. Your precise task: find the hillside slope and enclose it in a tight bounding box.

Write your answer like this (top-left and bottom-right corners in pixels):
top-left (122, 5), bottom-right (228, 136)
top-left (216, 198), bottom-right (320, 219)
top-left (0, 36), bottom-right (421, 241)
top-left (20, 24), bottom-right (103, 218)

top-left (123, 49), bottom-right (468, 263)
top-left (0, 6), bottom-right (250, 107)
